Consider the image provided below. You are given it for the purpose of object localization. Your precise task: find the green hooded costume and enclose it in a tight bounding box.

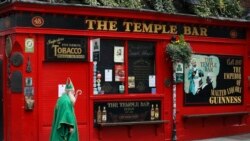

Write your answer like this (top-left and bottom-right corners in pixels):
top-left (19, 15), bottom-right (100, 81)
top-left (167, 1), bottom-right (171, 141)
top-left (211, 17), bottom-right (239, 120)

top-left (50, 78), bottom-right (79, 141)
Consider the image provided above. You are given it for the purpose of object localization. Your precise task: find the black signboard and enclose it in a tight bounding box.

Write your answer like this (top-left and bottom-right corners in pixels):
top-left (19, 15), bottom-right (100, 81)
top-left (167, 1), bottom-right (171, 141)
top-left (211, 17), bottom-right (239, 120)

top-left (0, 12), bottom-right (247, 39)
top-left (128, 41), bottom-right (155, 93)
top-left (45, 35), bottom-right (87, 61)
top-left (94, 100), bottom-right (161, 127)
top-left (184, 54), bottom-right (243, 105)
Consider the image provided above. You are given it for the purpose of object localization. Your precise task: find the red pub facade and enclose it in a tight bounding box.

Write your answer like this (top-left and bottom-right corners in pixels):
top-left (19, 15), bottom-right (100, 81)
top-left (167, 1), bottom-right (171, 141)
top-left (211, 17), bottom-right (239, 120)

top-left (0, 1), bottom-right (250, 141)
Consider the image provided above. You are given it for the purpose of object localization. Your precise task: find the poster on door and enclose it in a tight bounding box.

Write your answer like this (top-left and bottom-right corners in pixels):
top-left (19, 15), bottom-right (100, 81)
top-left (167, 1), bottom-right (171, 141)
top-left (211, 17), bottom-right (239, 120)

top-left (184, 54), bottom-right (243, 105)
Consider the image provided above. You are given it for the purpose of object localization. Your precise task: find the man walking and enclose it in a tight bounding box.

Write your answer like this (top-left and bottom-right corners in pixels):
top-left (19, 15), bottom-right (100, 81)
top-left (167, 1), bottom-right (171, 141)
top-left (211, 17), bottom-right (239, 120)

top-left (50, 78), bottom-right (81, 141)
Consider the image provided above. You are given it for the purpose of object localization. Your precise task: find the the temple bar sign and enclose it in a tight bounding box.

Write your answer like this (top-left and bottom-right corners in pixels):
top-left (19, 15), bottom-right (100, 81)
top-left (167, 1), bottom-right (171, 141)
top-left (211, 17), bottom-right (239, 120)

top-left (85, 19), bottom-right (208, 37)
top-left (45, 35), bottom-right (87, 61)
top-left (1, 13), bottom-right (246, 39)
top-left (83, 18), bottom-right (245, 39)
top-left (93, 100), bottom-right (161, 127)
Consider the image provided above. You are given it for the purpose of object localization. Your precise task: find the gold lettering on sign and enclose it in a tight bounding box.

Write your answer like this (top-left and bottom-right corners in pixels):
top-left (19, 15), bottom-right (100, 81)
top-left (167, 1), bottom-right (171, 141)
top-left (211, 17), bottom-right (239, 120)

top-left (123, 22), bottom-right (133, 32)
top-left (209, 96), bottom-right (241, 104)
top-left (134, 22), bottom-right (142, 32)
top-left (97, 20), bottom-right (108, 30)
top-left (85, 19), bottom-right (118, 31)
top-left (154, 24), bottom-right (162, 33)
top-left (48, 38), bottom-right (84, 59)
top-left (109, 21), bottom-right (118, 31)
top-left (184, 26), bottom-right (208, 36)
top-left (169, 25), bottom-right (178, 34)
top-left (142, 23), bottom-right (153, 33)
top-left (183, 26), bottom-right (191, 35)
top-left (84, 19), bottom-right (208, 36)
top-left (52, 46), bottom-right (82, 56)
top-left (200, 27), bottom-right (208, 36)
top-left (124, 22), bottom-right (179, 34)
top-left (85, 19), bottom-right (96, 30)
top-left (192, 27), bottom-right (199, 36)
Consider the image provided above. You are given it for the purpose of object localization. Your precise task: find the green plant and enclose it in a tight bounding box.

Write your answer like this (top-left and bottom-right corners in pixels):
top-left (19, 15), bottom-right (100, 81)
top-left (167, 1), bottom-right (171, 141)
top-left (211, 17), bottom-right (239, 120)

top-left (154, 0), bottom-right (165, 12)
top-left (84, 0), bottom-right (245, 19)
top-left (192, 0), bottom-right (212, 17)
top-left (162, 0), bottom-right (176, 14)
top-left (98, 0), bottom-right (119, 7)
top-left (84, 0), bottom-right (100, 6)
top-left (153, 0), bottom-right (176, 13)
top-left (224, 0), bottom-right (244, 18)
top-left (166, 35), bottom-right (193, 64)
top-left (191, 0), bottom-right (245, 18)
top-left (116, 0), bottom-right (143, 9)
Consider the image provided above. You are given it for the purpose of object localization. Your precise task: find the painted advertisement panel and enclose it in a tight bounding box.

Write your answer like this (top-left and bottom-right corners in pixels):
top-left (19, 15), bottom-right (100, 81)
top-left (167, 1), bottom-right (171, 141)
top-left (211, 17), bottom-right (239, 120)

top-left (184, 54), bottom-right (243, 105)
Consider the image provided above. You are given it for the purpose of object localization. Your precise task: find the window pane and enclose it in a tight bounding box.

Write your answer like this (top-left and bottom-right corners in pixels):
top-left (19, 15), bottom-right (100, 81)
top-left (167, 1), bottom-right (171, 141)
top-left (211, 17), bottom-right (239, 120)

top-left (95, 39), bottom-right (124, 94)
top-left (128, 41), bottom-right (156, 93)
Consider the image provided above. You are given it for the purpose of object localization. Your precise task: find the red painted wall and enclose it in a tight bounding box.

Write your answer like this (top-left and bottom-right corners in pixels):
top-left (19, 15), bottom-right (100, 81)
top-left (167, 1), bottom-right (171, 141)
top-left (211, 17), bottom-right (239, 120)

top-left (2, 34), bottom-right (38, 141)
top-left (0, 2), bottom-right (249, 141)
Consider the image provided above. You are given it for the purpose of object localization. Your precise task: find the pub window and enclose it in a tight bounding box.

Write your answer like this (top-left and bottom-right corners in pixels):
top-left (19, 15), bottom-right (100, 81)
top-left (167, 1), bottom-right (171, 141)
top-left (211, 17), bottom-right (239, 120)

top-left (93, 39), bottom-right (156, 95)
top-left (128, 41), bottom-right (155, 93)
top-left (94, 39), bottom-right (124, 94)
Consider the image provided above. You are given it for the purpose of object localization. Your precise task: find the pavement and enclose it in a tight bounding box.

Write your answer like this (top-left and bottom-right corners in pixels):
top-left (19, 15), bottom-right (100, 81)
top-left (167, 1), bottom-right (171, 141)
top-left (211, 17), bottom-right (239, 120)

top-left (196, 133), bottom-right (250, 141)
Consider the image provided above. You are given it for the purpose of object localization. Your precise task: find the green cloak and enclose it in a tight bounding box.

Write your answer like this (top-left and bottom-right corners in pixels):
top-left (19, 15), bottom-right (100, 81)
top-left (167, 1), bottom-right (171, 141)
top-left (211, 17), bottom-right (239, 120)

top-left (50, 93), bottom-right (79, 141)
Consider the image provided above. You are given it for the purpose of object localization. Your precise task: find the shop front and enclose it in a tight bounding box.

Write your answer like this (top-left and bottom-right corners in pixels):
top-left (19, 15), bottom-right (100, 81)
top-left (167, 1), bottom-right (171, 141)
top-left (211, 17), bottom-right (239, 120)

top-left (0, 1), bottom-right (250, 141)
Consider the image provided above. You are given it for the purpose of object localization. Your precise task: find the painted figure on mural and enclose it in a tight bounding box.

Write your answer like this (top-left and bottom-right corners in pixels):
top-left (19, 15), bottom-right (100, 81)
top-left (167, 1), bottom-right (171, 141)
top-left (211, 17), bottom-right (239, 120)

top-left (50, 78), bottom-right (82, 141)
top-left (200, 76), bottom-right (213, 95)
top-left (188, 58), bottom-right (204, 95)
top-left (197, 75), bottom-right (214, 102)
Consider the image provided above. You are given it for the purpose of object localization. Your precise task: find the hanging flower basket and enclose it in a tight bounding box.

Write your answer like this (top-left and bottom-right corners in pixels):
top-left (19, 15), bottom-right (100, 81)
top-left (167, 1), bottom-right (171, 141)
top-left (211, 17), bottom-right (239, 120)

top-left (165, 35), bottom-right (193, 65)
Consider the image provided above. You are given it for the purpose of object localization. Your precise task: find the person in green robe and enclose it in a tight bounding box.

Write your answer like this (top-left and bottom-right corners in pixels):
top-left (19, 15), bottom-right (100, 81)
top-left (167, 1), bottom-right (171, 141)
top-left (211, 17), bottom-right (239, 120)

top-left (50, 78), bottom-right (82, 141)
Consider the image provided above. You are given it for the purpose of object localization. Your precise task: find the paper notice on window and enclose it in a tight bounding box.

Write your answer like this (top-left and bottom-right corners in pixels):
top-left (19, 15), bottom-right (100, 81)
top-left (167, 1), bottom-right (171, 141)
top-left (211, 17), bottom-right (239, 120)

top-left (128, 76), bottom-right (135, 88)
top-left (58, 84), bottom-right (66, 97)
top-left (115, 65), bottom-right (125, 82)
top-left (90, 38), bottom-right (100, 62)
top-left (114, 46), bottom-right (124, 63)
top-left (149, 75), bottom-right (155, 87)
top-left (105, 69), bottom-right (112, 82)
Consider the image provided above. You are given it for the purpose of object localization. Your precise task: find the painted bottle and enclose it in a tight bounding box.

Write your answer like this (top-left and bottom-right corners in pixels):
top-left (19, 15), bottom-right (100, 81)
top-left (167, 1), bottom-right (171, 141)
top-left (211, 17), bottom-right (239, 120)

top-left (97, 106), bottom-right (102, 123)
top-left (150, 104), bottom-right (155, 120)
top-left (155, 104), bottom-right (159, 120)
top-left (102, 106), bottom-right (107, 122)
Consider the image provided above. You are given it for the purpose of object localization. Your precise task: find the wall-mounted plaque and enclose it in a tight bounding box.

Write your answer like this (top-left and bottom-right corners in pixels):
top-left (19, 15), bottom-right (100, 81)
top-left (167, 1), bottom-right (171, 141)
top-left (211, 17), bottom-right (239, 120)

top-left (45, 35), bottom-right (87, 61)
top-left (25, 38), bottom-right (34, 53)
top-left (10, 52), bottom-right (23, 67)
top-left (10, 70), bottom-right (22, 93)
top-left (25, 77), bottom-right (32, 86)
